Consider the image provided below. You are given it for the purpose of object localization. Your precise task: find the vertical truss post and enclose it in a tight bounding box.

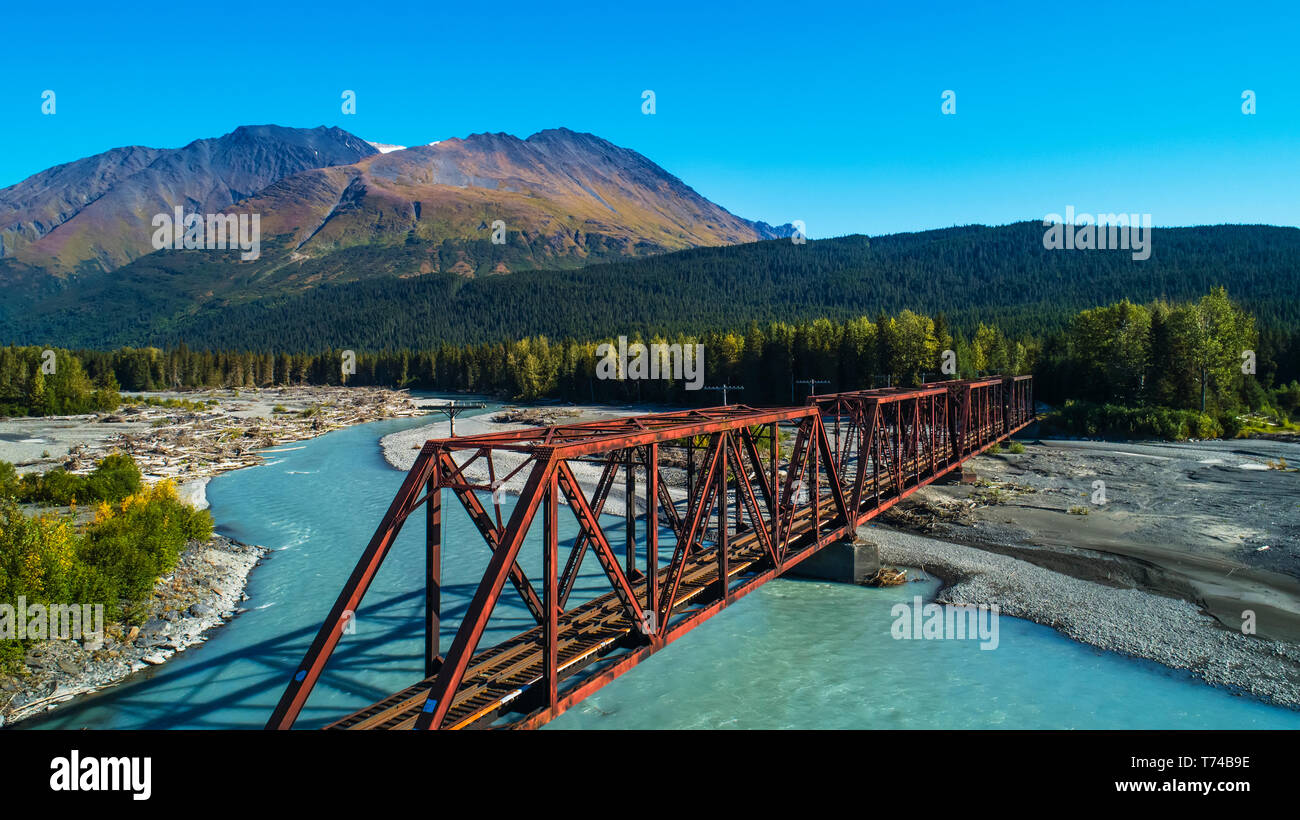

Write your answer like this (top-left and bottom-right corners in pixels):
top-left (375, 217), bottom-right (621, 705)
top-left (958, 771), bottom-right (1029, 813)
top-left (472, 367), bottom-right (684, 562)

top-left (717, 433), bottom-right (729, 601)
top-left (625, 448), bottom-right (636, 578)
top-left (543, 471), bottom-right (558, 708)
top-left (811, 419), bottom-right (821, 544)
top-left (646, 443), bottom-right (659, 634)
top-left (686, 436), bottom-right (695, 517)
top-left (425, 469), bottom-right (442, 678)
top-left (769, 422), bottom-right (779, 562)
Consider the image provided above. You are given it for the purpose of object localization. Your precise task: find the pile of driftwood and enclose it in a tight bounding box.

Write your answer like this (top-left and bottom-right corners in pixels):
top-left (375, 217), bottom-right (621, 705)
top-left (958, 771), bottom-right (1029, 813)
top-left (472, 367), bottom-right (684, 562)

top-left (864, 567), bottom-right (908, 587)
top-left (492, 407), bottom-right (581, 426)
top-left (64, 387), bottom-right (422, 484)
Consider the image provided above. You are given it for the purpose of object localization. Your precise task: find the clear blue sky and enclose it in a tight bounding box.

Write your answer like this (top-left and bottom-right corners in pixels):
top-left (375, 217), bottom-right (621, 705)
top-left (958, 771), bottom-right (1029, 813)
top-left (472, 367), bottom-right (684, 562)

top-left (2, 0), bottom-right (1297, 237)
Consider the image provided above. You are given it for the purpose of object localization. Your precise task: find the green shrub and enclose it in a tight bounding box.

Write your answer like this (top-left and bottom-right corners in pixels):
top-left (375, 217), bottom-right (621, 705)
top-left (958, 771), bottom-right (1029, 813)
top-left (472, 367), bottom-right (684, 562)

top-left (1046, 400), bottom-right (1223, 441)
top-left (0, 461), bottom-right (212, 667)
top-left (81, 482), bottom-right (211, 607)
top-left (0, 461), bottom-right (18, 500)
top-left (12, 453), bottom-right (141, 506)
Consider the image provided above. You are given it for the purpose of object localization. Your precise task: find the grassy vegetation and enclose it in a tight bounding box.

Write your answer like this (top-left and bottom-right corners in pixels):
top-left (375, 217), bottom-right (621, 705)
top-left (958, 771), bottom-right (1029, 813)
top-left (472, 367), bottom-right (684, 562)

top-left (1232, 412), bottom-right (1300, 438)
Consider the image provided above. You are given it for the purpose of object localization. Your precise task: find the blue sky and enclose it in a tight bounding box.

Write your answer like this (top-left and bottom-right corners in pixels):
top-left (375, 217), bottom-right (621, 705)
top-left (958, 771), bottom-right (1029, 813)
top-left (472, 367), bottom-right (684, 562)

top-left (2, 0), bottom-right (1297, 237)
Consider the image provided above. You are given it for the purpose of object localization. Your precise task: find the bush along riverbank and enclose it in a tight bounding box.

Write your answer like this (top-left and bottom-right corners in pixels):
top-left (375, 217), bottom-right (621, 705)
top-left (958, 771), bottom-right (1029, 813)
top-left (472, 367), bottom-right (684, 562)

top-left (0, 454), bottom-right (264, 726)
top-left (1041, 400), bottom-right (1226, 441)
top-left (1039, 399), bottom-right (1300, 442)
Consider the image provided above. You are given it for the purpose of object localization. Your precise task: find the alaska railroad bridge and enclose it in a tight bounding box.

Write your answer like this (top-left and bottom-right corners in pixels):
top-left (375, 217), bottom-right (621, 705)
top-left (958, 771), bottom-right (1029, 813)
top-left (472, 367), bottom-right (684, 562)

top-left (268, 375), bottom-right (1034, 730)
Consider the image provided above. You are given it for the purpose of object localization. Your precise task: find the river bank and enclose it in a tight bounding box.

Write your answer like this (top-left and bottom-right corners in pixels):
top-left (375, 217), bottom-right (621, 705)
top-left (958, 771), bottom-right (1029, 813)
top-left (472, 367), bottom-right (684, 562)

top-left (0, 385), bottom-right (422, 484)
top-left (0, 386), bottom-right (424, 727)
top-left (1, 534), bottom-right (266, 726)
top-left (876, 437), bottom-right (1300, 708)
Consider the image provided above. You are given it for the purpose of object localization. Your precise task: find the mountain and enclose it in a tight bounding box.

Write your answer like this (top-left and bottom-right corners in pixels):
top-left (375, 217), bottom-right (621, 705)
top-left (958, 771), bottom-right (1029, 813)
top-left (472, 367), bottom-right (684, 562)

top-left (236, 128), bottom-right (791, 277)
top-left (0, 125), bottom-right (378, 274)
top-left (8, 223), bottom-right (1299, 351)
top-left (0, 126), bottom-right (791, 288)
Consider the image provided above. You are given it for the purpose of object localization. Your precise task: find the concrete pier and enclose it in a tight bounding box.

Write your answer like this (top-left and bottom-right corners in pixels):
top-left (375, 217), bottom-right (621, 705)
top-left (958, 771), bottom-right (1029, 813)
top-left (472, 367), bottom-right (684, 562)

top-left (938, 464), bottom-right (979, 485)
top-left (787, 534), bottom-right (881, 584)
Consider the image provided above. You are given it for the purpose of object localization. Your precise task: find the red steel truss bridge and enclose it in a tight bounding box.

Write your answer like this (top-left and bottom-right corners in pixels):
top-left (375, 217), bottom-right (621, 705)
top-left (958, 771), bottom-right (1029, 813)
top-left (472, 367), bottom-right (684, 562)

top-left (268, 375), bottom-right (1033, 730)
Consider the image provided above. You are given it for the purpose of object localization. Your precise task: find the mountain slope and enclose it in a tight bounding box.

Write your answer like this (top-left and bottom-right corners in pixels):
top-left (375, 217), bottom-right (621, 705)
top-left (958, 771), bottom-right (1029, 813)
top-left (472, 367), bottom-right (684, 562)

top-left (0, 125), bottom-right (378, 274)
top-left (226, 127), bottom-right (791, 276)
top-left (0, 145), bottom-right (165, 259)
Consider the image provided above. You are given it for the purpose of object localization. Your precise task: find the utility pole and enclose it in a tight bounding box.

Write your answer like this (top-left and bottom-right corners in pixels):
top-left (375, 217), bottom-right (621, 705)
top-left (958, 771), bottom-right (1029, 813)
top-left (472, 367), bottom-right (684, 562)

top-left (794, 378), bottom-right (830, 401)
top-left (418, 401), bottom-right (487, 438)
top-left (702, 384), bottom-right (743, 406)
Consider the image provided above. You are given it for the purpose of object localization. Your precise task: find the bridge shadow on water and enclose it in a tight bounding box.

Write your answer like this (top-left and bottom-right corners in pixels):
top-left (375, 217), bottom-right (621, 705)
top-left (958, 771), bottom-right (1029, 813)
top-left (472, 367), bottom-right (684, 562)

top-left (19, 578), bottom-right (546, 730)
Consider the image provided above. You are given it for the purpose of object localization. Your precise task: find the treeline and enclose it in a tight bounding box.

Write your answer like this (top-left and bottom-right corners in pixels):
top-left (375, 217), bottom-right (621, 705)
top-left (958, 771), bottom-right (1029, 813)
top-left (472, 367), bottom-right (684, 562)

top-left (1037, 287), bottom-right (1297, 411)
top-left (2, 310), bottom-right (1035, 408)
top-left (0, 347), bottom-right (120, 416)
top-left (1034, 288), bottom-right (1300, 437)
top-left (2, 289), bottom-right (1296, 436)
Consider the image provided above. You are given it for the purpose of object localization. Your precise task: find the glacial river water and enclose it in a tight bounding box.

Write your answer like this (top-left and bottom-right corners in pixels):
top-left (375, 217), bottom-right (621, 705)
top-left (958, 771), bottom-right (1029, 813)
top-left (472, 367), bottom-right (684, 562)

top-left (21, 408), bottom-right (1300, 730)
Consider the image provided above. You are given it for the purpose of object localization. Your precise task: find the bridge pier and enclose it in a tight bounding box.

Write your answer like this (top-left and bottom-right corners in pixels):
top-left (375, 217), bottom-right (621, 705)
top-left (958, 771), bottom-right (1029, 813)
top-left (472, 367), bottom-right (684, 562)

top-left (938, 464), bottom-right (979, 485)
top-left (786, 533), bottom-right (881, 584)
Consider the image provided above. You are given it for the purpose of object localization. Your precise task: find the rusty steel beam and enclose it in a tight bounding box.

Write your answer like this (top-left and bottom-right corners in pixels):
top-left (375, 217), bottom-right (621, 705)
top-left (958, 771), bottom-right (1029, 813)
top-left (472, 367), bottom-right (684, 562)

top-left (271, 376), bottom-right (1035, 731)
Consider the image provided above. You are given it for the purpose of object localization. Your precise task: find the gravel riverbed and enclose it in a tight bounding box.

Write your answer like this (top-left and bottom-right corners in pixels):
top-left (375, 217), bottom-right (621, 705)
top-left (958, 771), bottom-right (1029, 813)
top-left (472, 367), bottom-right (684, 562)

top-left (869, 525), bottom-right (1300, 707)
top-left (869, 436), bottom-right (1300, 709)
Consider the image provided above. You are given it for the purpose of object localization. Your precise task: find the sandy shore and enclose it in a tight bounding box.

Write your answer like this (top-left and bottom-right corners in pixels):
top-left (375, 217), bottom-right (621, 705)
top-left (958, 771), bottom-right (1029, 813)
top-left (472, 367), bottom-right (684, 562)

top-left (869, 525), bottom-right (1300, 708)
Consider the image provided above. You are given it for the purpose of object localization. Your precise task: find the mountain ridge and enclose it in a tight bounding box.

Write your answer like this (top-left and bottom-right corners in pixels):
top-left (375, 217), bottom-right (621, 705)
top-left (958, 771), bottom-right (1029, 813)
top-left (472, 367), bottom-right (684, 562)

top-left (0, 125), bottom-right (378, 273)
top-left (0, 125), bottom-right (792, 283)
